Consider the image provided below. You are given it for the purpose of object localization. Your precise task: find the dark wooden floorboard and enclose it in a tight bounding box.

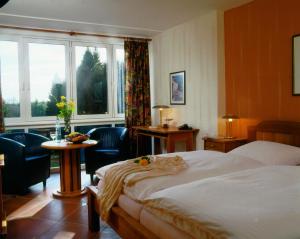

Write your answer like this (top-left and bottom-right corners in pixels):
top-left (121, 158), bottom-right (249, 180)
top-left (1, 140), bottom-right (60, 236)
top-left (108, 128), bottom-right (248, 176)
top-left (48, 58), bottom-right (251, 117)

top-left (3, 171), bottom-right (121, 239)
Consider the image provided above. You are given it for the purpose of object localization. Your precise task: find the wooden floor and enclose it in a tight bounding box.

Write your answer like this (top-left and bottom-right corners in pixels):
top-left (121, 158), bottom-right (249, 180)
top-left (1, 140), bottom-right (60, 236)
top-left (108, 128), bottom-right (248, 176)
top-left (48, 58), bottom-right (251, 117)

top-left (3, 172), bottom-right (120, 239)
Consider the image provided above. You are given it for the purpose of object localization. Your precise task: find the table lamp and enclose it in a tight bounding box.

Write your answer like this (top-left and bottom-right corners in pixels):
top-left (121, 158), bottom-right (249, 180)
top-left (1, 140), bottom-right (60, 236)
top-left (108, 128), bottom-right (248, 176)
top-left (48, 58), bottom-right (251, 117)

top-left (222, 114), bottom-right (239, 139)
top-left (152, 105), bottom-right (169, 127)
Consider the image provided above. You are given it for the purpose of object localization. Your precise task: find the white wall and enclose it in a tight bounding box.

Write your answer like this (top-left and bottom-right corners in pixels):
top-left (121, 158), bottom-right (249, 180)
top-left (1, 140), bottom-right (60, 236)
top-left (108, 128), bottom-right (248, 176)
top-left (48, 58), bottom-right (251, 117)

top-left (151, 10), bottom-right (225, 149)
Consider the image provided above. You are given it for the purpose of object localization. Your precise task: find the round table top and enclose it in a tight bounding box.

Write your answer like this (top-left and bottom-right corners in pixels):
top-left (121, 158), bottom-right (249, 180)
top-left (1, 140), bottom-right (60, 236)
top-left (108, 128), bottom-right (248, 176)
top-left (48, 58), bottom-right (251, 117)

top-left (41, 140), bottom-right (97, 150)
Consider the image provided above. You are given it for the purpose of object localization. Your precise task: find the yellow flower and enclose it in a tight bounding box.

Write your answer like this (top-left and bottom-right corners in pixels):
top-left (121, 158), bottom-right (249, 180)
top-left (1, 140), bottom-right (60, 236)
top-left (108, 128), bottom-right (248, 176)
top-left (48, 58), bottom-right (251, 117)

top-left (56, 102), bottom-right (65, 109)
top-left (139, 159), bottom-right (149, 166)
top-left (68, 100), bottom-right (75, 108)
top-left (60, 96), bottom-right (66, 100)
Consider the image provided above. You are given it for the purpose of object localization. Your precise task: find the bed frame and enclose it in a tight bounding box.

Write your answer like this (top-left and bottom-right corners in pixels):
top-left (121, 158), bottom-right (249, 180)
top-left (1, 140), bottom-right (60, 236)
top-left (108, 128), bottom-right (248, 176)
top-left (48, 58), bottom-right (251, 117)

top-left (248, 120), bottom-right (300, 146)
top-left (87, 120), bottom-right (300, 239)
top-left (87, 186), bottom-right (159, 239)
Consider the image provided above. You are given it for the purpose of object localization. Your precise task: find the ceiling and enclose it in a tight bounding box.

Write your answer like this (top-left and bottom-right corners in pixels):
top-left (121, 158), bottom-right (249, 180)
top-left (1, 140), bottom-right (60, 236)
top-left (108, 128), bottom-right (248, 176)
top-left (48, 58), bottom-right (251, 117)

top-left (0, 0), bottom-right (252, 37)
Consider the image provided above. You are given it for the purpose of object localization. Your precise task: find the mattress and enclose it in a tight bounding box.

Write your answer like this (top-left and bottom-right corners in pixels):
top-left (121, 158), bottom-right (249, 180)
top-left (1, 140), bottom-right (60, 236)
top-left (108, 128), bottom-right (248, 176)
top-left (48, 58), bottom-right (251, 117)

top-left (117, 194), bottom-right (193, 239)
top-left (117, 194), bottom-right (142, 221)
top-left (140, 208), bottom-right (193, 239)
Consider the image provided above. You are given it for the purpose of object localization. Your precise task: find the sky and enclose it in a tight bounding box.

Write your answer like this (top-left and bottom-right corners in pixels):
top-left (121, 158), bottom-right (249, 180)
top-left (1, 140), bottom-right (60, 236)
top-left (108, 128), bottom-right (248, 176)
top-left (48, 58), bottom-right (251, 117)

top-left (0, 41), bottom-right (113, 103)
top-left (0, 41), bottom-right (19, 103)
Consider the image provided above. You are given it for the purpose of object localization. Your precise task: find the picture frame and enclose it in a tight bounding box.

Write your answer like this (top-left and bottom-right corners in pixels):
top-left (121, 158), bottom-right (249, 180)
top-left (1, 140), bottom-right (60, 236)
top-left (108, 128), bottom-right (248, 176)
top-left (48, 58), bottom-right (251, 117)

top-left (170, 71), bottom-right (186, 105)
top-left (292, 34), bottom-right (300, 95)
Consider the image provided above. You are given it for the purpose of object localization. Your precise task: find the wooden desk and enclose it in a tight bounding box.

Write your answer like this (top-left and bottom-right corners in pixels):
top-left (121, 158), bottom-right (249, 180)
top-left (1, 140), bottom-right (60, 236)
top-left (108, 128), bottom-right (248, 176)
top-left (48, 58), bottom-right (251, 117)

top-left (133, 126), bottom-right (199, 154)
top-left (42, 140), bottom-right (97, 198)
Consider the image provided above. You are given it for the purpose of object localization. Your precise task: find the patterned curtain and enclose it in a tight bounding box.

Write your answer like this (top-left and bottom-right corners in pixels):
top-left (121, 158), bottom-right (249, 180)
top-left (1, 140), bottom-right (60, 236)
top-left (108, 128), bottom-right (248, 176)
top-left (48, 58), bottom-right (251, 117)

top-left (124, 39), bottom-right (151, 156)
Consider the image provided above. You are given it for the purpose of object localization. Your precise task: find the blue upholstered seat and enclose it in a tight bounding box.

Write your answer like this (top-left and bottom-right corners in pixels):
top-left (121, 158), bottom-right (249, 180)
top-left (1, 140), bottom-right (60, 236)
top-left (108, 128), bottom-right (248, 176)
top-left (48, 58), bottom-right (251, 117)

top-left (0, 132), bottom-right (51, 194)
top-left (84, 127), bottom-right (128, 182)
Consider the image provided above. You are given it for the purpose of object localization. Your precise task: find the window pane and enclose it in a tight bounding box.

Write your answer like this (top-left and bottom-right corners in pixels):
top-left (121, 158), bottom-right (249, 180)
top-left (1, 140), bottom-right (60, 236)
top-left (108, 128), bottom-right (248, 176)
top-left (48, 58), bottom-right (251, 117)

top-left (29, 43), bottom-right (66, 117)
top-left (0, 41), bottom-right (20, 118)
top-left (116, 49), bottom-right (125, 114)
top-left (75, 46), bottom-right (108, 115)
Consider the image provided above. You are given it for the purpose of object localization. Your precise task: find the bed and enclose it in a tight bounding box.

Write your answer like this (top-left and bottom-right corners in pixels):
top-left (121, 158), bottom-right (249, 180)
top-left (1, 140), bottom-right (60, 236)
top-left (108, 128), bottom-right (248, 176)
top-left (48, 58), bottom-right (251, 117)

top-left (87, 120), bottom-right (300, 239)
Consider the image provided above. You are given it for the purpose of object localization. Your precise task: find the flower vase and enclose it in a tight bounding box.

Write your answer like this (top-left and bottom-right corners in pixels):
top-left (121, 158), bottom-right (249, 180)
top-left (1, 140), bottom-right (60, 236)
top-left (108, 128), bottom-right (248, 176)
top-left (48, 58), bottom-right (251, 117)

top-left (64, 117), bottom-right (71, 135)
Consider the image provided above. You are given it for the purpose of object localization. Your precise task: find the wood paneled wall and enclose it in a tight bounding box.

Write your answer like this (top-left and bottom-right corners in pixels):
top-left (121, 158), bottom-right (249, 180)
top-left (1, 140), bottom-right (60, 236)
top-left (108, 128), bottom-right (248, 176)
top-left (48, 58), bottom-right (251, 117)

top-left (224, 0), bottom-right (300, 137)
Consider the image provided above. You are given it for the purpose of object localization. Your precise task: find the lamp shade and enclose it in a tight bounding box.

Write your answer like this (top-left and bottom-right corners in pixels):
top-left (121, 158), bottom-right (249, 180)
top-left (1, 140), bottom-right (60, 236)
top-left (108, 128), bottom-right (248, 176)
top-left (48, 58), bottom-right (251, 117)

top-left (223, 114), bottom-right (238, 139)
top-left (153, 105), bottom-right (169, 127)
top-left (152, 105), bottom-right (169, 109)
top-left (222, 114), bottom-right (239, 119)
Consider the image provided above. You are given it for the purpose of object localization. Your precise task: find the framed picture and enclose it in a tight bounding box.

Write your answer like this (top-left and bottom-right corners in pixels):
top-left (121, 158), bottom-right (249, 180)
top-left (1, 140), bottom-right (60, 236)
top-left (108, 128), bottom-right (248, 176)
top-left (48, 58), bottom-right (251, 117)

top-left (170, 71), bottom-right (185, 105)
top-left (293, 34), bottom-right (300, 95)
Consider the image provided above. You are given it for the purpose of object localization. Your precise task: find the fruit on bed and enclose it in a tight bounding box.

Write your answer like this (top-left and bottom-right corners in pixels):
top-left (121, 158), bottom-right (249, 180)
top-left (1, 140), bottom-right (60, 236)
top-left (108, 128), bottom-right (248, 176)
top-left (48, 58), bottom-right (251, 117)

top-left (134, 156), bottom-right (151, 166)
top-left (66, 132), bottom-right (89, 143)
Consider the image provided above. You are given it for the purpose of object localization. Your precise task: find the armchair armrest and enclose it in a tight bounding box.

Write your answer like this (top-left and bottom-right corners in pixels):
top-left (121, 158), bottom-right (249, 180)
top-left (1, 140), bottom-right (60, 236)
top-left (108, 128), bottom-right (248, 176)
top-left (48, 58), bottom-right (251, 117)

top-left (119, 129), bottom-right (129, 159)
top-left (0, 137), bottom-right (26, 168)
top-left (119, 129), bottom-right (128, 142)
top-left (26, 133), bottom-right (50, 145)
top-left (25, 133), bottom-right (50, 156)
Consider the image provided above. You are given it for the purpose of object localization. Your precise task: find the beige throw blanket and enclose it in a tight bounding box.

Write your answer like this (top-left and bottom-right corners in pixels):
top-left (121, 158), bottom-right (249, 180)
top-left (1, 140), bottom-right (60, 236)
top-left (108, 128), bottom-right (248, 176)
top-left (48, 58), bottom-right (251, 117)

top-left (99, 155), bottom-right (187, 221)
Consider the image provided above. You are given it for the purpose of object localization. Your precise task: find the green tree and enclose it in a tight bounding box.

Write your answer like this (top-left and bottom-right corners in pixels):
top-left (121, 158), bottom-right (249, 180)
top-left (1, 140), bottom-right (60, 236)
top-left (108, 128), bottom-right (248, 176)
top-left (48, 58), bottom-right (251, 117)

top-left (45, 74), bottom-right (66, 116)
top-left (31, 100), bottom-right (47, 117)
top-left (76, 48), bottom-right (107, 114)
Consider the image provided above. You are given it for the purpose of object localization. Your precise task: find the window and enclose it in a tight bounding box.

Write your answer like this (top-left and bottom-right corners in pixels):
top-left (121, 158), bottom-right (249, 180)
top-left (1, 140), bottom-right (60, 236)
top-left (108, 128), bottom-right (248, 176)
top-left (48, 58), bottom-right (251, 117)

top-left (28, 42), bottom-right (66, 117)
top-left (0, 33), bottom-right (125, 126)
top-left (75, 46), bottom-right (108, 115)
top-left (0, 40), bottom-right (20, 118)
top-left (115, 48), bottom-right (125, 115)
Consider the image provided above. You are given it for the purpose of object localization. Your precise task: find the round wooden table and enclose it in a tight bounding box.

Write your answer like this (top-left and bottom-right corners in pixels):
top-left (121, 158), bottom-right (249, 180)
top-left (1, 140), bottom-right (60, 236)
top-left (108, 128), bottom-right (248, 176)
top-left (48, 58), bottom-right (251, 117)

top-left (42, 140), bottom-right (97, 198)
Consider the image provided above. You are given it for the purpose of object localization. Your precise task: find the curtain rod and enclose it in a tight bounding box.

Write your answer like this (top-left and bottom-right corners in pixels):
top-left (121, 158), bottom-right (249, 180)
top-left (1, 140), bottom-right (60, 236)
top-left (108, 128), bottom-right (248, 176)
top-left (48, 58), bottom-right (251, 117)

top-left (0, 24), bottom-right (152, 41)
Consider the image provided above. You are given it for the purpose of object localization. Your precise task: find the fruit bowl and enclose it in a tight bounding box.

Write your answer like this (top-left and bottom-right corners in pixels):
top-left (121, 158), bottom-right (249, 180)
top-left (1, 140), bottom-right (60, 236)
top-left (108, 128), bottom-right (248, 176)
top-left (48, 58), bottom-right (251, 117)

top-left (66, 132), bottom-right (89, 144)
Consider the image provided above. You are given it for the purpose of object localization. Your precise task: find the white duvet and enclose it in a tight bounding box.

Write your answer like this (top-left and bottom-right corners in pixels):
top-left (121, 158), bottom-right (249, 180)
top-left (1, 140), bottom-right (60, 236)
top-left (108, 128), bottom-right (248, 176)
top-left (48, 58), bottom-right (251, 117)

top-left (96, 150), bottom-right (264, 201)
top-left (143, 166), bottom-right (300, 239)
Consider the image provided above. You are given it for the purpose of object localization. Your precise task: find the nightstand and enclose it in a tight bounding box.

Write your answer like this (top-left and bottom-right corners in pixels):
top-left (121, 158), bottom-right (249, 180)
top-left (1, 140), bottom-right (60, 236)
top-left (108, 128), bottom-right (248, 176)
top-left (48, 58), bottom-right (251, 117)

top-left (203, 137), bottom-right (248, 153)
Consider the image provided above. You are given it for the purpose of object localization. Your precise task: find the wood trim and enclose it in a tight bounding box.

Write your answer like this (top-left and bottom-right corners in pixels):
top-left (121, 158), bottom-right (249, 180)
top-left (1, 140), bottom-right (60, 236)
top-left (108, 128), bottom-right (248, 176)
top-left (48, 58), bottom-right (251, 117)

top-left (0, 160), bottom-right (7, 236)
top-left (109, 207), bottom-right (159, 239)
top-left (0, 24), bottom-right (152, 41)
top-left (247, 120), bottom-right (300, 146)
top-left (87, 186), bottom-right (158, 239)
top-left (88, 186), bottom-right (100, 232)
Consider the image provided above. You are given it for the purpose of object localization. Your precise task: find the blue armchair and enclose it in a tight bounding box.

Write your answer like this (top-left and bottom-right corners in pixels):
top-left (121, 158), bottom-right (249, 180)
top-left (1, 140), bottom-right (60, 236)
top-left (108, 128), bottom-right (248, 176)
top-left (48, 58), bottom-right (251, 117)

top-left (0, 132), bottom-right (51, 195)
top-left (84, 127), bottom-right (128, 183)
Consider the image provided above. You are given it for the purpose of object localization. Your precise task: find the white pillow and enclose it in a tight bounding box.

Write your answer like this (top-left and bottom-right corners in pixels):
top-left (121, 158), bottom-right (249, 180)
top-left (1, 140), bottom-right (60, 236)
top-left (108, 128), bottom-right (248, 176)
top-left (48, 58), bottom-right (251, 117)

top-left (229, 140), bottom-right (300, 166)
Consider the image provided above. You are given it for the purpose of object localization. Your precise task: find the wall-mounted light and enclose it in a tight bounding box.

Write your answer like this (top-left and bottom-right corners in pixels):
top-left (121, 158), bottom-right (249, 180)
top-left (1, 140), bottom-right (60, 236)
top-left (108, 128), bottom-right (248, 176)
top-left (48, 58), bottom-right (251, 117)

top-left (152, 105), bottom-right (170, 127)
top-left (222, 114), bottom-right (239, 139)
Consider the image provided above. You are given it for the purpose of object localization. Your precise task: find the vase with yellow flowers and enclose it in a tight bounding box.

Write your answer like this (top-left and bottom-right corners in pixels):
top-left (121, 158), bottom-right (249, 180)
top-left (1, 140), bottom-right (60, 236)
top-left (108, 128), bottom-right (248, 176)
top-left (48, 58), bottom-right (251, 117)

top-left (56, 96), bottom-right (75, 134)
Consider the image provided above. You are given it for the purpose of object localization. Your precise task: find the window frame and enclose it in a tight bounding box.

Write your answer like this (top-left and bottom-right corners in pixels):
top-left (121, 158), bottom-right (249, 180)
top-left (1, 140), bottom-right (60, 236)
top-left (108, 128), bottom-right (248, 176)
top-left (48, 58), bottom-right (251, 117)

top-left (0, 31), bottom-right (125, 127)
top-left (0, 35), bottom-right (23, 124)
top-left (23, 37), bottom-right (71, 122)
top-left (71, 41), bottom-right (113, 120)
top-left (113, 45), bottom-right (125, 118)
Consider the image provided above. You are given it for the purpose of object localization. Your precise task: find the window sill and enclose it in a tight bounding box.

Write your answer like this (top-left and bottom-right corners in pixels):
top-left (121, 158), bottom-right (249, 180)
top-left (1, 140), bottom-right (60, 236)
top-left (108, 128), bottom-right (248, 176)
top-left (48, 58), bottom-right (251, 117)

top-left (5, 117), bottom-right (125, 128)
